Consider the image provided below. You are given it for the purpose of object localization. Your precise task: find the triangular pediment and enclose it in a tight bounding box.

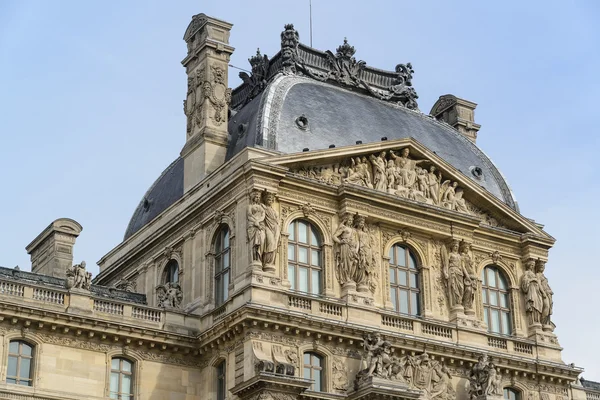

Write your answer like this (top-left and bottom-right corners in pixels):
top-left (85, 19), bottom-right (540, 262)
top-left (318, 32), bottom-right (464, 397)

top-left (263, 138), bottom-right (550, 238)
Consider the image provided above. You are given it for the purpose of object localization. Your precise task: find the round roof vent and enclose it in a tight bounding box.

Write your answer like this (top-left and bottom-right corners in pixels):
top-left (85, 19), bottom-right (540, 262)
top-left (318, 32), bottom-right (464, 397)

top-left (295, 114), bottom-right (309, 130)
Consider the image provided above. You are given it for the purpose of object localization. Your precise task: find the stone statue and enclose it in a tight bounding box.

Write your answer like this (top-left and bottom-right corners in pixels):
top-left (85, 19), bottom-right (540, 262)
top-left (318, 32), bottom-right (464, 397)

top-left (460, 241), bottom-right (476, 314)
top-left (520, 258), bottom-right (544, 326)
top-left (333, 213), bottom-right (359, 287)
top-left (66, 261), bottom-right (91, 290)
top-left (247, 189), bottom-right (266, 265)
top-left (389, 148), bottom-right (428, 188)
top-left (441, 240), bottom-right (470, 311)
top-left (370, 152), bottom-right (388, 191)
top-left (261, 191), bottom-right (280, 271)
top-left (536, 260), bottom-right (555, 330)
top-left (468, 354), bottom-right (502, 399)
top-left (156, 282), bottom-right (183, 308)
top-left (354, 215), bottom-right (376, 293)
top-left (427, 166), bottom-right (442, 204)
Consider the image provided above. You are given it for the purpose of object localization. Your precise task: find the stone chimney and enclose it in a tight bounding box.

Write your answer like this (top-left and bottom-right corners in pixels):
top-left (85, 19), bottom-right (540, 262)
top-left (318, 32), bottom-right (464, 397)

top-left (26, 218), bottom-right (83, 278)
top-left (180, 13), bottom-right (234, 192)
top-left (430, 94), bottom-right (481, 143)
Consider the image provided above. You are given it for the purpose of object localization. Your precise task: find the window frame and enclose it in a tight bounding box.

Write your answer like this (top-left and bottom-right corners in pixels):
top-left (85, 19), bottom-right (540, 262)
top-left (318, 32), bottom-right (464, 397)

top-left (214, 225), bottom-right (231, 306)
top-left (109, 357), bottom-right (134, 400)
top-left (287, 219), bottom-right (323, 295)
top-left (303, 352), bottom-right (324, 392)
top-left (504, 387), bottom-right (520, 400)
top-left (6, 340), bottom-right (34, 386)
top-left (388, 244), bottom-right (421, 316)
top-left (216, 360), bottom-right (227, 400)
top-left (482, 265), bottom-right (512, 335)
top-left (164, 259), bottom-right (179, 284)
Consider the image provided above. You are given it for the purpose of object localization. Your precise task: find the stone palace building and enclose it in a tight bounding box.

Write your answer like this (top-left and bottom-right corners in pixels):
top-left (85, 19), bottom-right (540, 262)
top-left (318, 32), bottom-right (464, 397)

top-left (0, 12), bottom-right (598, 400)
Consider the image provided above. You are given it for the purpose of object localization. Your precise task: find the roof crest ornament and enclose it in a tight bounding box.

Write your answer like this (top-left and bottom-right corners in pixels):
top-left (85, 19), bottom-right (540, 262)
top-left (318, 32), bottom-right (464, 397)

top-left (238, 48), bottom-right (270, 108)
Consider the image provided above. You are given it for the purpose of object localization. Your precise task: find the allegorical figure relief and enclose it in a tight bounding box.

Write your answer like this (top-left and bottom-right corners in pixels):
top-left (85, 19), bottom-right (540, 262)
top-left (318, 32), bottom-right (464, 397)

top-left (535, 259), bottom-right (555, 331)
top-left (333, 213), bottom-right (359, 288)
top-left (468, 354), bottom-right (502, 399)
top-left (246, 189), bottom-right (280, 272)
top-left (520, 258), bottom-right (544, 326)
top-left (355, 333), bottom-right (455, 400)
top-left (354, 215), bottom-right (376, 293)
top-left (156, 282), bottom-right (183, 308)
top-left (292, 147), bottom-right (472, 215)
top-left (66, 261), bottom-right (91, 290)
top-left (460, 241), bottom-right (476, 314)
top-left (261, 191), bottom-right (280, 271)
top-left (441, 240), bottom-right (472, 312)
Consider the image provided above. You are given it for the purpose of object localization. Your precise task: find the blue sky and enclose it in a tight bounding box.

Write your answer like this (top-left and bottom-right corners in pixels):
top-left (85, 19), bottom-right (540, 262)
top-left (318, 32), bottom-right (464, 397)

top-left (1, 0), bottom-right (599, 378)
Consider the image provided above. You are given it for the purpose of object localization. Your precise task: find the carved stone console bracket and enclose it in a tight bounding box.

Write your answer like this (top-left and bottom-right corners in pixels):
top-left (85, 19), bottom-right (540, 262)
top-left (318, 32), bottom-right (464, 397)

top-left (231, 373), bottom-right (312, 400)
top-left (350, 376), bottom-right (423, 400)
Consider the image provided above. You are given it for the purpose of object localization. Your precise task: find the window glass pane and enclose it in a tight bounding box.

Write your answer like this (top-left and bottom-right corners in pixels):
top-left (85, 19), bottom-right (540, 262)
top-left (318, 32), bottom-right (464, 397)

top-left (389, 268), bottom-right (396, 284)
top-left (18, 380), bottom-right (30, 387)
top-left (400, 290), bottom-right (409, 314)
top-left (223, 229), bottom-right (230, 249)
top-left (489, 291), bottom-right (498, 306)
top-left (303, 367), bottom-right (311, 379)
top-left (6, 378), bottom-right (16, 385)
top-left (20, 358), bottom-right (31, 379)
top-left (481, 269), bottom-right (485, 282)
top-left (312, 354), bottom-right (322, 367)
top-left (288, 223), bottom-right (295, 240)
top-left (313, 370), bottom-right (322, 391)
top-left (288, 245), bottom-right (295, 261)
top-left (299, 267), bottom-right (309, 292)
top-left (487, 268), bottom-right (497, 288)
top-left (501, 312), bottom-right (511, 335)
top-left (410, 292), bottom-right (419, 316)
top-left (310, 229), bottom-right (319, 246)
top-left (500, 293), bottom-right (508, 308)
top-left (398, 270), bottom-right (407, 286)
top-left (20, 343), bottom-right (32, 357)
top-left (409, 254), bottom-right (416, 270)
top-left (410, 273), bottom-right (417, 288)
top-left (298, 247), bottom-right (308, 264)
top-left (215, 232), bottom-right (222, 251)
top-left (122, 374), bottom-right (132, 395)
top-left (111, 358), bottom-right (120, 370)
top-left (311, 270), bottom-right (320, 295)
top-left (390, 289), bottom-right (397, 310)
top-left (482, 288), bottom-right (488, 304)
top-left (396, 247), bottom-right (406, 266)
top-left (9, 341), bottom-right (18, 354)
top-left (110, 372), bottom-right (119, 392)
top-left (389, 248), bottom-right (395, 264)
top-left (303, 353), bottom-right (310, 365)
top-left (7, 355), bottom-right (17, 377)
top-left (288, 265), bottom-right (296, 289)
top-left (491, 309), bottom-right (500, 333)
top-left (298, 221), bottom-right (308, 243)
top-left (483, 309), bottom-right (489, 326)
top-left (311, 250), bottom-right (320, 267)
top-left (122, 360), bottom-right (132, 372)
top-left (215, 256), bottom-right (222, 273)
top-left (498, 274), bottom-right (507, 290)
top-left (223, 250), bottom-right (230, 268)
top-left (223, 272), bottom-right (229, 300)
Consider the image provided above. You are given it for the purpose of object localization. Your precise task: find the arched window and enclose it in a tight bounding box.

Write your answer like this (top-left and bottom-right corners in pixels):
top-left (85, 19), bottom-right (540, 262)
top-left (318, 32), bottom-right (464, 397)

top-left (287, 220), bottom-right (322, 295)
top-left (482, 266), bottom-right (511, 335)
top-left (504, 388), bottom-right (520, 400)
top-left (389, 244), bottom-right (421, 316)
top-left (165, 259), bottom-right (179, 284)
top-left (216, 360), bottom-right (226, 400)
top-left (303, 352), bottom-right (324, 392)
top-left (109, 357), bottom-right (133, 399)
top-left (7, 340), bottom-right (33, 386)
top-left (215, 226), bottom-right (231, 306)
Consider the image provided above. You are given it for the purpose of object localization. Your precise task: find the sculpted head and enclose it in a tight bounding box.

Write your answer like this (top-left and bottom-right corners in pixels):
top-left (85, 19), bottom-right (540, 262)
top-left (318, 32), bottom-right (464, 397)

top-left (342, 213), bottom-right (354, 226)
top-left (80, 261), bottom-right (86, 269)
top-left (380, 151), bottom-right (386, 158)
top-left (450, 239), bottom-right (460, 253)
top-left (429, 165), bottom-right (436, 173)
top-left (263, 191), bottom-right (275, 205)
top-left (361, 156), bottom-right (368, 163)
top-left (401, 148), bottom-right (410, 157)
top-left (525, 258), bottom-right (536, 271)
top-left (354, 214), bottom-right (366, 229)
top-left (459, 240), bottom-right (470, 254)
top-left (535, 259), bottom-right (546, 273)
top-left (250, 189), bottom-right (262, 204)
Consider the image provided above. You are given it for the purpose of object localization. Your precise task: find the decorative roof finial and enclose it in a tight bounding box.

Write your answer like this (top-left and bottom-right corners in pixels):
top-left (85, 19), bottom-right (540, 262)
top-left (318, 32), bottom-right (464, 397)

top-left (336, 37), bottom-right (356, 59)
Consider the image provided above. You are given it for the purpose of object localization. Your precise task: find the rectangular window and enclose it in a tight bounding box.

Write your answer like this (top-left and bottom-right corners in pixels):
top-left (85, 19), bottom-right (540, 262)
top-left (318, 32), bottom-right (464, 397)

top-left (400, 290), bottom-right (409, 314)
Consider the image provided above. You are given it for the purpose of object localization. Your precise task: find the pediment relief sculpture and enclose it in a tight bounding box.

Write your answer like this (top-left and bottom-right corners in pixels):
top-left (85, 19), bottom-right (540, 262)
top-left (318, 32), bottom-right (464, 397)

top-left (290, 147), bottom-right (476, 215)
top-left (468, 354), bottom-right (503, 399)
top-left (355, 332), bottom-right (455, 400)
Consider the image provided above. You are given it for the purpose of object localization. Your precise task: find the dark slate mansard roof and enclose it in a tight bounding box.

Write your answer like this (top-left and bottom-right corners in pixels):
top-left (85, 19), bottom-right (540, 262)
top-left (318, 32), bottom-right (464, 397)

top-left (123, 24), bottom-right (517, 240)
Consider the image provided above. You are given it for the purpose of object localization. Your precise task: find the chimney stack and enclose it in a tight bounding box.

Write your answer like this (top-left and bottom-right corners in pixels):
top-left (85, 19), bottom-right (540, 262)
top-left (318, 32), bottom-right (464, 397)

top-left (26, 218), bottom-right (83, 278)
top-left (180, 14), bottom-right (235, 192)
top-left (430, 94), bottom-right (481, 143)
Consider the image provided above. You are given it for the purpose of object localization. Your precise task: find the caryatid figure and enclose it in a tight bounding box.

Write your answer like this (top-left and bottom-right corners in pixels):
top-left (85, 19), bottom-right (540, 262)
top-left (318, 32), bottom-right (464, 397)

top-left (246, 189), bottom-right (266, 265)
top-left (261, 191), bottom-right (280, 271)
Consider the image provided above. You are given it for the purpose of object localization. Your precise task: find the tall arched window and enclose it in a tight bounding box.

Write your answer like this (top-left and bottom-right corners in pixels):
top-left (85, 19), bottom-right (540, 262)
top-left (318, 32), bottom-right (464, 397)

top-left (389, 244), bottom-right (421, 316)
top-left (215, 226), bottom-right (231, 306)
top-left (216, 360), bottom-right (226, 400)
top-left (109, 357), bottom-right (133, 399)
top-left (165, 259), bottom-right (179, 284)
top-left (287, 220), bottom-right (322, 295)
top-left (7, 340), bottom-right (33, 386)
top-left (504, 388), bottom-right (520, 400)
top-left (482, 266), bottom-right (511, 335)
top-left (303, 352), bottom-right (324, 392)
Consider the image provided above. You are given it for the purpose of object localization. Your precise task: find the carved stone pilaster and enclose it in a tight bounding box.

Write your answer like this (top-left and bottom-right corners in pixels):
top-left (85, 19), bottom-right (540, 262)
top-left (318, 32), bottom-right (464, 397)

top-left (323, 243), bottom-right (335, 297)
top-left (382, 256), bottom-right (394, 310)
top-left (280, 232), bottom-right (291, 288)
top-left (420, 264), bottom-right (434, 318)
